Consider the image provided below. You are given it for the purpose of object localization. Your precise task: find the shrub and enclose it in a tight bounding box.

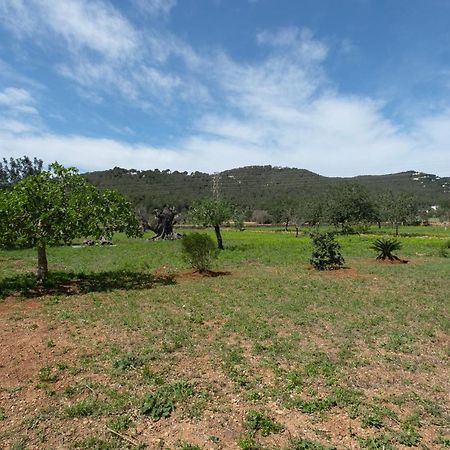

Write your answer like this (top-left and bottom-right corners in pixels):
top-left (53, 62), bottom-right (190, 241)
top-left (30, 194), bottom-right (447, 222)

top-left (181, 233), bottom-right (218, 272)
top-left (438, 240), bottom-right (450, 258)
top-left (310, 232), bottom-right (344, 270)
top-left (370, 238), bottom-right (402, 261)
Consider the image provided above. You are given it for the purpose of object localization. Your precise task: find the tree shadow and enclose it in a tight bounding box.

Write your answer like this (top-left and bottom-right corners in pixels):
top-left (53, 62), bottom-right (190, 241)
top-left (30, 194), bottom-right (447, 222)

top-left (0, 270), bottom-right (176, 299)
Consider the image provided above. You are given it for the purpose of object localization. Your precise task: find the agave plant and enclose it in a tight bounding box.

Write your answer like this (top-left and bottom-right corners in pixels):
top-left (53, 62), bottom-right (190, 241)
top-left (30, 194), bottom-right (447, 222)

top-left (371, 238), bottom-right (403, 261)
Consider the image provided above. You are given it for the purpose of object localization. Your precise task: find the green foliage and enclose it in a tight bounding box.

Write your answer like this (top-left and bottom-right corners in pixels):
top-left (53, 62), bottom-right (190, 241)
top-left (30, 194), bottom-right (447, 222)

top-left (190, 198), bottom-right (232, 227)
top-left (357, 434), bottom-right (395, 450)
top-left (370, 238), bottom-right (402, 260)
top-left (326, 184), bottom-right (375, 233)
top-left (141, 381), bottom-right (194, 420)
top-left (0, 155), bottom-right (43, 188)
top-left (65, 397), bottom-right (103, 417)
top-left (0, 163), bottom-right (141, 279)
top-left (244, 410), bottom-right (284, 436)
top-left (309, 232), bottom-right (344, 270)
top-left (288, 439), bottom-right (335, 450)
top-left (438, 240), bottom-right (450, 257)
top-left (181, 232), bottom-right (218, 272)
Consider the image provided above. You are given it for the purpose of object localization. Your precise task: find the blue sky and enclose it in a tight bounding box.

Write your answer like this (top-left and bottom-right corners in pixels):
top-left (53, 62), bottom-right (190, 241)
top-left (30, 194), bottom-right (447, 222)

top-left (1, 0), bottom-right (450, 176)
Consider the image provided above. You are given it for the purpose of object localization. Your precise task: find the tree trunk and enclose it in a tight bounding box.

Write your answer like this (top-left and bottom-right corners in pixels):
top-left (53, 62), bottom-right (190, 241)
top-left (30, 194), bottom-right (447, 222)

top-left (150, 207), bottom-right (180, 240)
top-left (295, 226), bottom-right (299, 238)
top-left (395, 223), bottom-right (399, 236)
top-left (214, 224), bottom-right (224, 250)
top-left (285, 219), bottom-right (289, 231)
top-left (37, 241), bottom-right (48, 281)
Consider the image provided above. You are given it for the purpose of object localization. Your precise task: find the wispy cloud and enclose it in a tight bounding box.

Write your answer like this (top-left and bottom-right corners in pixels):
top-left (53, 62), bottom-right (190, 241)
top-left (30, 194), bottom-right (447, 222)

top-left (133, 0), bottom-right (177, 18)
top-left (1, 5), bottom-right (450, 177)
top-left (0, 87), bottom-right (38, 115)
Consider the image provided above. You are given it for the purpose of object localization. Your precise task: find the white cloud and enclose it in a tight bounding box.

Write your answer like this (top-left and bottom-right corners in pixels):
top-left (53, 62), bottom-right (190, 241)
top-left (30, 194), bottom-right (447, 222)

top-left (0, 87), bottom-right (38, 114)
top-left (0, 0), bottom-right (139, 60)
top-left (1, 15), bottom-right (449, 177)
top-left (133, 0), bottom-right (177, 18)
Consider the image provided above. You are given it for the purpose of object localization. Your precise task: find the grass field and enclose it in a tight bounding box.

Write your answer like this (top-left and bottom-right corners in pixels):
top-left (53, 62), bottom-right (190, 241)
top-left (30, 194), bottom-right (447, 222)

top-left (0, 227), bottom-right (449, 450)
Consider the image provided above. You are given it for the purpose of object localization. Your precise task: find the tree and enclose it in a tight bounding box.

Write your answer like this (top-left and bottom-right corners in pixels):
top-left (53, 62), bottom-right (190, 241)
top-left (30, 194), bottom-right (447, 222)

top-left (326, 183), bottom-right (375, 233)
top-left (0, 155), bottom-right (43, 188)
top-left (189, 198), bottom-right (232, 250)
top-left (378, 191), bottom-right (418, 235)
top-left (0, 163), bottom-right (142, 281)
top-left (149, 206), bottom-right (180, 240)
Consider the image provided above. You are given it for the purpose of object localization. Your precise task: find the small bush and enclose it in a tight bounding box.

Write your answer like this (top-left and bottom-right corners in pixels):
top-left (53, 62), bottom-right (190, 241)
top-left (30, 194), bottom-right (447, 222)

top-left (181, 232), bottom-right (218, 272)
top-left (310, 232), bottom-right (344, 270)
top-left (438, 240), bottom-right (450, 257)
top-left (371, 238), bottom-right (402, 261)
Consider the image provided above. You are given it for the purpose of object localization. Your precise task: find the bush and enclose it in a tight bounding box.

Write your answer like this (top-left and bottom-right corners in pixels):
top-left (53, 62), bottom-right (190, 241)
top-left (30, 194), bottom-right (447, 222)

top-left (370, 238), bottom-right (402, 261)
top-left (438, 240), bottom-right (450, 258)
top-left (310, 232), bottom-right (344, 270)
top-left (181, 232), bottom-right (218, 272)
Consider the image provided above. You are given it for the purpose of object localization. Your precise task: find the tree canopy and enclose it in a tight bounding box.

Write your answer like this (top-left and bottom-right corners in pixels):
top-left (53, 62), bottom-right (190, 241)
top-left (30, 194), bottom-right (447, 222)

top-left (0, 156), bottom-right (43, 188)
top-left (189, 198), bottom-right (232, 249)
top-left (0, 163), bottom-right (142, 280)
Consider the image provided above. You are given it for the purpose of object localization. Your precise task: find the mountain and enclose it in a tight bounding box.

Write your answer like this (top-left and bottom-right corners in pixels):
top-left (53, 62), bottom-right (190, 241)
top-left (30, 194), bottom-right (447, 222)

top-left (85, 165), bottom-right (450, 214)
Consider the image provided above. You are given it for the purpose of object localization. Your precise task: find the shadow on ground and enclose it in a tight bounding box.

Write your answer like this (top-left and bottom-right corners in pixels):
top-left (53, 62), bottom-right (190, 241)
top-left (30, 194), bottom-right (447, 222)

top-left (0, 270), bottom-right (176, 299)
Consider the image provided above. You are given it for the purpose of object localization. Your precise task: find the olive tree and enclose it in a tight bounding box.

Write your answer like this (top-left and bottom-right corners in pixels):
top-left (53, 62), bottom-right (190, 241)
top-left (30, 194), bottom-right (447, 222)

top-left (0, 163), bottom-right (141, 281)
top-left (189, 198), bottom-right (232, 250)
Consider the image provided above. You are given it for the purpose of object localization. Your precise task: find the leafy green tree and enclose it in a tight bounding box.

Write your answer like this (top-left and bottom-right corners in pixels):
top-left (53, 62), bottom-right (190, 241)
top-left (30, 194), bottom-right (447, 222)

top-left (378, 191), bottom-right (418, 235)
top-left (189, 198), bottom-right (232, 250)
top-left (326, 184), bottom-right (375, 233)
top-left (0, 155), bottom-right (43, 188)
top-left (0, 163), bottom-right (141, 281)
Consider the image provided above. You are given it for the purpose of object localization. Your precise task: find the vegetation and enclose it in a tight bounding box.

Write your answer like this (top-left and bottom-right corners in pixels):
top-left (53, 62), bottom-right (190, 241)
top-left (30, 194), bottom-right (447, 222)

top-left (181, 232), bottom-right (218, 272)
top-left (85, 165), bottom-right (450, 222)
top-left (189, 198), bottom-right (232, 250)
top-left (309, 231), bottom-right (345, 270)
top-left (0, 227), bottom-right (449, 448)
top-left (0, 163), bottom-right (141, 280)
top-left (371, 238), bottom-right (404, 262)
top-left (0, 155), bottom-right (43, 188)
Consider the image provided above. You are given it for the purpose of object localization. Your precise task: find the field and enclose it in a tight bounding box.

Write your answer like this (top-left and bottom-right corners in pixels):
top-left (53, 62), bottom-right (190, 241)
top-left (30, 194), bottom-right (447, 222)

top-left (0, 227), bottom-right (449, 450)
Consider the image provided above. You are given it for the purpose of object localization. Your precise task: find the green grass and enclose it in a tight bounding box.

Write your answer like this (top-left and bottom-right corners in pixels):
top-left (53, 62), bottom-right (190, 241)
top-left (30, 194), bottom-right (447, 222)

top-left (0, 225), bottom-right (449, 448)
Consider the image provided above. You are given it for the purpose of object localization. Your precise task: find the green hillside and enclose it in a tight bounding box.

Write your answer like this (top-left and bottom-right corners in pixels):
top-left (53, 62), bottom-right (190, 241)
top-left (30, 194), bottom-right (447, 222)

top-left (85, 165), bottom-right (450, 215)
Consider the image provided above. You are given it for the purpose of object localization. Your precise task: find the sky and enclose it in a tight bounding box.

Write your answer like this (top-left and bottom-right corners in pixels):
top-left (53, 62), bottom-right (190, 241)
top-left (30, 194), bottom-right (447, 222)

top-left (1, 0), bottom-right (450, 177)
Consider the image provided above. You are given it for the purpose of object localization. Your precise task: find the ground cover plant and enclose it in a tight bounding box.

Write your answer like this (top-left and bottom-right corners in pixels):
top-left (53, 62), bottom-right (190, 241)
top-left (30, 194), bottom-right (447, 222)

top-left (0, 225), bottom-right (449, 449)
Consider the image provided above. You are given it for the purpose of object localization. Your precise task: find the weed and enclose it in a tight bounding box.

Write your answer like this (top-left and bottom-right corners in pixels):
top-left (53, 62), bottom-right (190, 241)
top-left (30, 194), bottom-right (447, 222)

top-left (141, 381), bottom-right (194, 420)
top-left (396, 426), bottom-right (420, 446)
top-left (73, 436), bottom-right (121, 449)
top-left (106, 414), bottom-right (131, 432)
top-left (291, 396), bottom-right (336, 414)
top-left (357, 434), bottom-right (395, 450)
top-left (238, 433), bottom-right (262, 450)
top-left (176, 441), bottom-right (202, 450)
top-left (65, 397), bottom-right (103, 418)
top-left (288, 438), bottom-right (335, 450)
top-left (112, 353), bottom-right (144, 371)
top-left (38, 365), bottom-right (58, 383)
top-left (244, 410), bottom-right (284, 436)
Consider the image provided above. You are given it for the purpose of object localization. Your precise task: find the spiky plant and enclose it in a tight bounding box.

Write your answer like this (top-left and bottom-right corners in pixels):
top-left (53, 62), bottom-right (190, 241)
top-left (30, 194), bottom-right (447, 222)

top-left (371, 238), bottom-right (402, 261)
